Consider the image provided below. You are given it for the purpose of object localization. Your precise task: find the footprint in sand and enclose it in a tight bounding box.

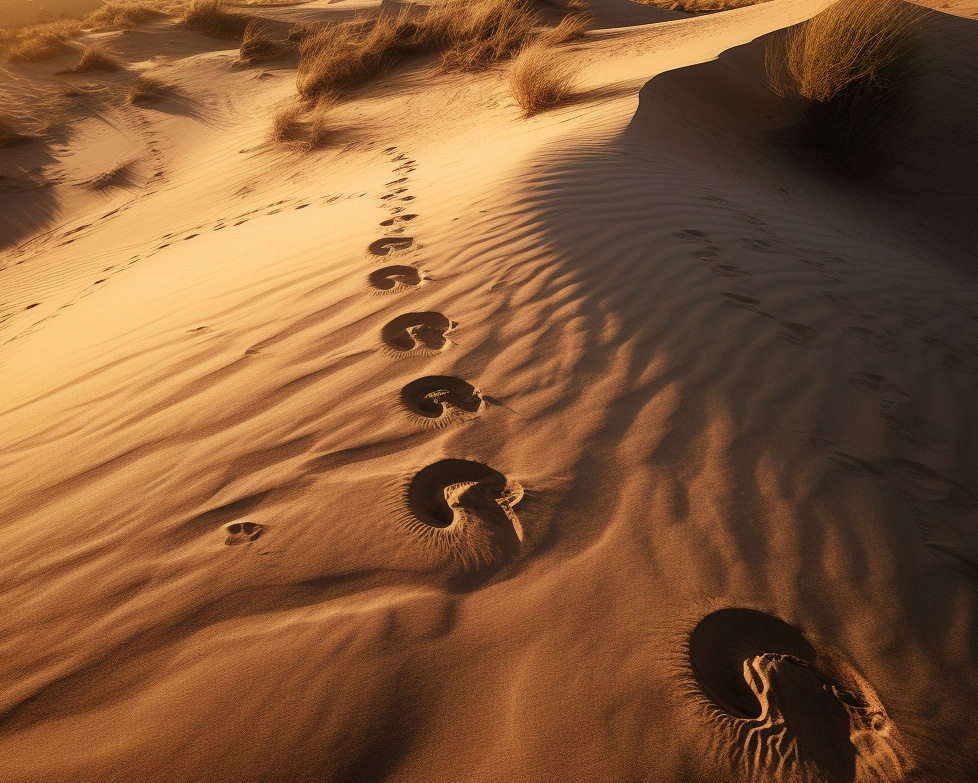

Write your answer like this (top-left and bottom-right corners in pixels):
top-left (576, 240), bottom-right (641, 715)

top-left (721, 291), bottom-right (760, 310)
top-left (740, 237), bottom-right (775, 252)
top-left (687, 608), bottom-right (906, 783)
top-left (847, 372), bottom-right (911, 402)
top-left (822, 292), bottom-right (884, 320)
top-left (810, 438), bottom-right (977, 580)
top-left (381, 312), bottom-right (456, 355)
top-left (776, 320), bottom-right (821, 348)
top-left (881, 403), bottom-right (952, 450)
top-left (224, 520), bottom-right (264, 546)
top-left (675, 229), bottom-right (709, 240)
top-left (368, 237), bottom-right (414, 256)
top-left (369, 265), bottom-right (425, 293)
top-left (380, 214), bottom-right (418, 227)
top-left (400, 459), bottom-right (523, 569)
top-left (711, 264), bottom-right (752, 278)
top-left (401, 376), bottom-right (485, 424)
top-left (843, 326), bottom-right (909, 356)
top-left (883, 459), bottom-right (978, 579)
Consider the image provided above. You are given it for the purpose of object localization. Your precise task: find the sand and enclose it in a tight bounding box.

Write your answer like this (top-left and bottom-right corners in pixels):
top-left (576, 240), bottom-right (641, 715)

top-left (1, 0), bottom-right (977, 781)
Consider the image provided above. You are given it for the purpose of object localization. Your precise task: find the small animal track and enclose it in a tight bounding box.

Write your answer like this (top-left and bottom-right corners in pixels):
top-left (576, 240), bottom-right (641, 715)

top-left (382, 312), bottom-right (456, 355)
top-left (401, 376), bottom-right (484, 423)
top-left (368, 237), bottom-right (414, 256)
top-left (369, 265), bottom-right (424, 293)
top-left (224, 520), bottom-right (264, 546)
top-left (400, 459), bottom-right (524, 569)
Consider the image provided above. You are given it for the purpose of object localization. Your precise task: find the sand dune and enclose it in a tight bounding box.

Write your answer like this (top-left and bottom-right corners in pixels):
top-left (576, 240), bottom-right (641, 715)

top-left (1, 0), bottom-right (977, 780)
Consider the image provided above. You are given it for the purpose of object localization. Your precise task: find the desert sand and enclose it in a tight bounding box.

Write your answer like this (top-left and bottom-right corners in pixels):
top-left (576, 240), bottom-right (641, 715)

top-left (1, 0), bottom-right (977, 781)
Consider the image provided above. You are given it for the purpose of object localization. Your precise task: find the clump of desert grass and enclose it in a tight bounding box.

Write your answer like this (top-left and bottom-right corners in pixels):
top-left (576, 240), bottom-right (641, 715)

top-left (537, 11), bottom-right (590, 45)
top-left (239, 19), bottom-right (288, 63)
top-left (181, 0), bottom-right (253, 39)
top-left (635, 0), bottom-right (768, 10)
top-left (3, 20), bottom-right (83, 62)
top-left (272, 97), bottom-right (334, 149)
top-left (509, 39), bottom-right (578, 116)
top-left (765, 0), bottom-right (923, 176)
top-left (128, 74), bottom-right (172, 102)
top-left (296, 0), bottom-right (544, 101)
top-left (72, 43), bottom-right (125, 71)
top-left (84, 1), bottom-right (170, 29)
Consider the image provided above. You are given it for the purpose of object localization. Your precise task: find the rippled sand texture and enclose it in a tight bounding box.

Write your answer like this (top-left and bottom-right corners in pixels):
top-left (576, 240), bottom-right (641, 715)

top-left (1, 0), bottom-right (977, 781)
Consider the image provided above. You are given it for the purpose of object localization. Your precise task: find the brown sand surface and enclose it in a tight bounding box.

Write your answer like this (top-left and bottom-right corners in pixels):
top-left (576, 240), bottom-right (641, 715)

top-left (1, 0), bottom-right (977, 781)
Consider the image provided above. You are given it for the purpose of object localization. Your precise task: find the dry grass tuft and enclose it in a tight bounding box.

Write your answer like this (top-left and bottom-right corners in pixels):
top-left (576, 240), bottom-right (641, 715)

top-left (4, 20), bottom-right (83, 62)
top-left (84, 1), bottom-right (169, 29)
top-left (297, 0), bottom-right (541, 100)
top-left (73, 43), bottom-right (125, 71)
top-left (634, 0), bottom-right (768, 11)
top-left (272, 97), bottom-right (334, 149)
top-left (181, 0), bottom-right (253, 39)
top-left (509, 40), bottom-right (578, 117)
top-left (538, 11), bottom-right (591, 45)
top-left (239, 19), bottom-right (288, 63)
top-left (766, 0), bottom-right (923, 175)
top-left (128, 74), bottom-right (171, 102)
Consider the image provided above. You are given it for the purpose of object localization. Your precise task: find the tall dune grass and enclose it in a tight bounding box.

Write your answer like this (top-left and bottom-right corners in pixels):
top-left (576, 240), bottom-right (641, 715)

top-left (3, 20), bottom-right (82, 62)
top-left (181, 0), bottom-right (253, 39)
top-left (272, 97), bottom-right (334, 149)
top-left (296, 0), bottom-right (541, 100)
top-left (239, 20), bottom-right (288, 63)
top-left (537, 11), bottom-right (590, 45)
top-left (766, 0), bottom-right (923, 175)
top-left (509, 40), bottom-right (578, 116)
top-left (128, 74), bottom-right (172, 102)
top-left (73, 43), bottom-right (125, 71)
top-left (84, 1), bottom-right (169, 29)
top-left (636, 0), bottom-right (767, 10)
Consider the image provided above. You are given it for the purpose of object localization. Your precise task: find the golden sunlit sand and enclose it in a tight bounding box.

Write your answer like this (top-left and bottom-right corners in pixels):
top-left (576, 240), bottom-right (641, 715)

top-left (1, 0), bottom-right (977, 780)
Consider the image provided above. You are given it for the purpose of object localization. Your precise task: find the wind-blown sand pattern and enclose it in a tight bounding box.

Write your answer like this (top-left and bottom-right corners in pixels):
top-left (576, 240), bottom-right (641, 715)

top-left (1, 0), bottom-right (977, 780)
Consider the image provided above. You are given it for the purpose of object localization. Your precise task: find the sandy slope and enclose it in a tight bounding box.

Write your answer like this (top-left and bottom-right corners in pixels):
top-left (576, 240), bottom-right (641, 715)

top-left (1, 0), bottom-right (977, 781)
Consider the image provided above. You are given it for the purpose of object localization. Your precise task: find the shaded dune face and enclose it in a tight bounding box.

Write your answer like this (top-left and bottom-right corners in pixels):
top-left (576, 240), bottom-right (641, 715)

top-left (400, 459), bottom-right (524, 571)
top-left (688, 609), bottom-right (908, 783)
